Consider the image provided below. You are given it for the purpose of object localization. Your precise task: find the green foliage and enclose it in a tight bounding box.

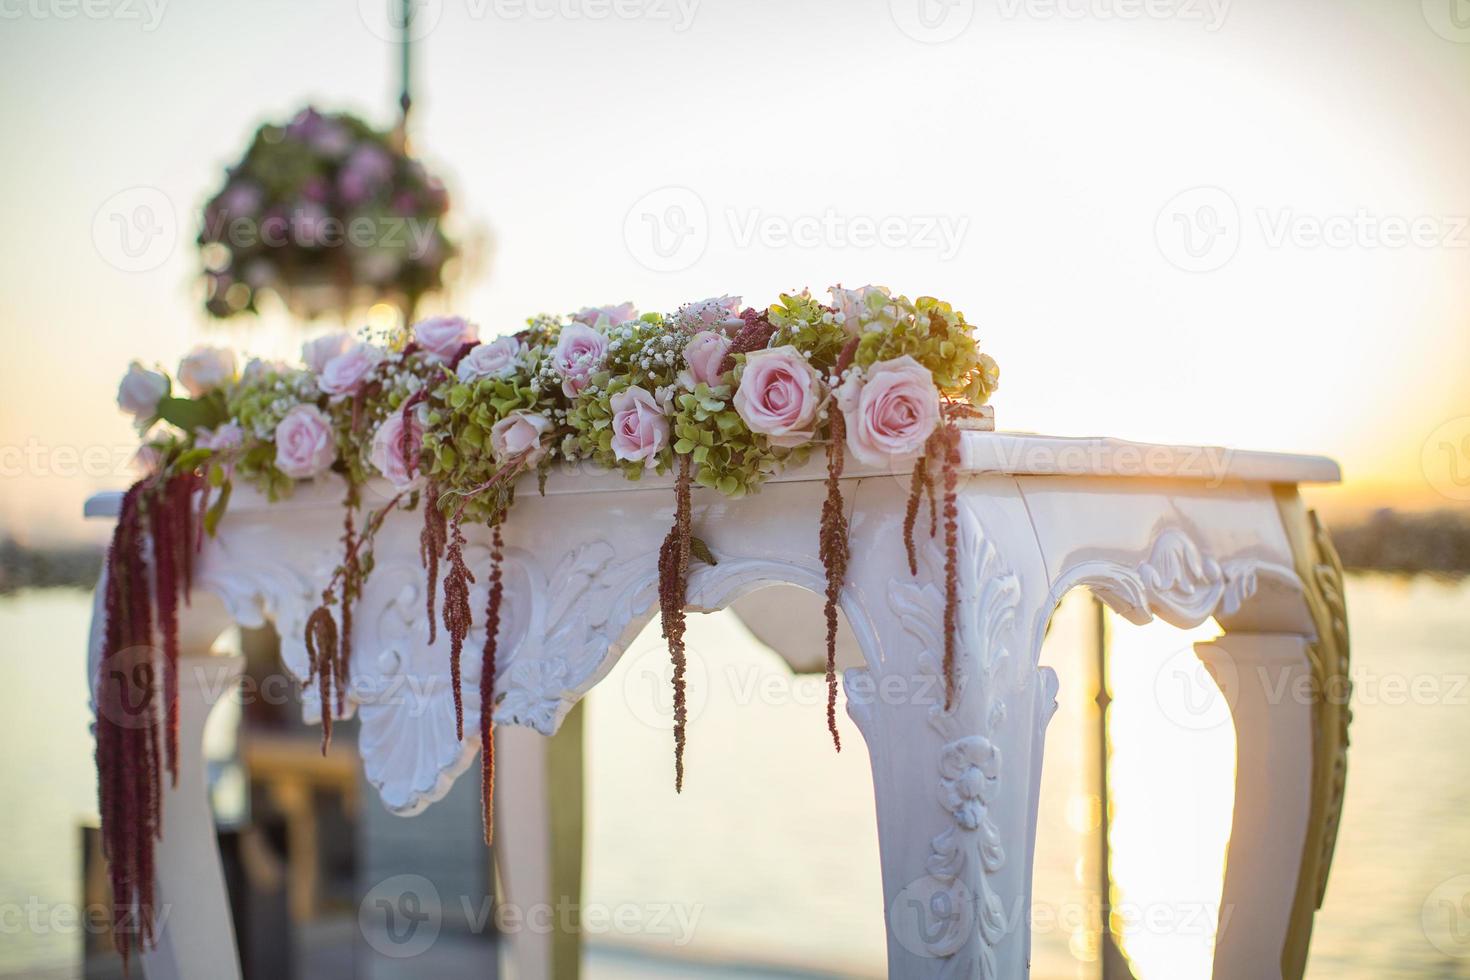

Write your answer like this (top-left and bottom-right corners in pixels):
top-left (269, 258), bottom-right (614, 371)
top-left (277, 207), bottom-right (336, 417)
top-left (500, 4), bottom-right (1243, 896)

top-left (766, 290), bottom-right (848, 373)
top-left (852, 293), bottom-right (999, 406)
top-left (670, 381), bottom-right (797, 497)
top-left (423, 357), bottom-right (555, 524)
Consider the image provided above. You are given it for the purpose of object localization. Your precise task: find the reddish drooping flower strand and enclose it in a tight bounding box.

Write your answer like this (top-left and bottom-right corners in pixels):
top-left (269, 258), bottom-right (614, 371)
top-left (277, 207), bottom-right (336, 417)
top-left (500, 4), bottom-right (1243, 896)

top-left (480, 517), bottom-right (506, 845)
top-left (818, 412), bottom-right (848, 753)
top-left (442, 514), bottom-right (475, 741)
top-left (302, 485), bottom-right (404, 753)
top-left (817, 335), bottom-right (858, 751)
top-left (657, 454), bottom-right (694, 791)
top-left (941, 421), bottom-right (961, 710)
top-left (96, 479), bottom-right (170, 965)
top-left (419, 482), bottom-right (447, 644)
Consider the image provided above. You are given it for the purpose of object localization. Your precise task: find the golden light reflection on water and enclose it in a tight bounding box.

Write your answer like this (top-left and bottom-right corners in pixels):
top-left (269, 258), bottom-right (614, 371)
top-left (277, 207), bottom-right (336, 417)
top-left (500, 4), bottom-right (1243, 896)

top-left (1106, 612), bottom-right (1235, 979)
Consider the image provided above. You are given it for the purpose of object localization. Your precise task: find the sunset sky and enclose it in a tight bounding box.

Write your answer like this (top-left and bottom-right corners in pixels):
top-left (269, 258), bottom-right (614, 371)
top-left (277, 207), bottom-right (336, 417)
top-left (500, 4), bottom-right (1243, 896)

top-left (2, 0), bottom-right (1468, 542)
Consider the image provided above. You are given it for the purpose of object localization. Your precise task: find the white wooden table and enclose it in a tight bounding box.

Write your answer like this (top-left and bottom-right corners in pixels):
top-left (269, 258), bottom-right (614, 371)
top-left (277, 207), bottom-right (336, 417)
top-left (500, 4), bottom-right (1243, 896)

top-left (86, 431), bottom-right (1350, 979)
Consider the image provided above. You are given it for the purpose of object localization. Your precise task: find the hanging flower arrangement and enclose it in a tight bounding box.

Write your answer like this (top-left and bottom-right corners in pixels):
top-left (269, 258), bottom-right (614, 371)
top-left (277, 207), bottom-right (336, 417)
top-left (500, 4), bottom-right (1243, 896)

top-left (198, 106), bottom-right (455, 321)
top-left (100, 285), bottom-right (997, 962)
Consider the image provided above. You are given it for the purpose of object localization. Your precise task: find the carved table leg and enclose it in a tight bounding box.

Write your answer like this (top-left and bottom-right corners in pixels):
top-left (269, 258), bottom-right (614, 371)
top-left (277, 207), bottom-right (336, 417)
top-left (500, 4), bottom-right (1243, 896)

top-left (842, 484), bottom-right (1055, 979)
top-left (139, 655), bottom-right (245, 980)
top-left (1194, 634), bottom-right (1314, 980)
top-left (493, 702), bottom-right (585, 980)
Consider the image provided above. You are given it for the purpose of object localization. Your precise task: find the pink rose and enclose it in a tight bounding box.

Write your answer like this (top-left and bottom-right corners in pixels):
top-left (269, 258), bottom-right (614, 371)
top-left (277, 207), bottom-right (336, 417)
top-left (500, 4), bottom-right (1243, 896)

top-left (609, 385), bottom-right (669, 467)
top-left (675, 295), bottom-right (742, 331)
top-left (732, 346), bottom-right (823, 448)
top-left (572, 302), bottom-right (637, 327)
top-left (413, 316), bottom-right (480, 363)
top-left (552, 323), bottom-right (609, 398)
top-left (117, 362), bottom-right (168, 420)
top-left (177, 346), bottom-right (237, 397)
top-left (369, 411), bottom-right (425, 489)
top-left (302, 332), bottom-right (354, 373)
top-left (319, 342), bottom-right (384, 399)
top-left (196, 421), bottom-right (244, 453)
top-left (680, 331), bottom-right (732, 388)
top-left (837, 355), bottom-right (940, 467)
top-left (490, 411), bottom-right (552, 466)
top-left (274, 405), bottom-right (336, 479)
top-left (457, 336), bottom-right (522, 383)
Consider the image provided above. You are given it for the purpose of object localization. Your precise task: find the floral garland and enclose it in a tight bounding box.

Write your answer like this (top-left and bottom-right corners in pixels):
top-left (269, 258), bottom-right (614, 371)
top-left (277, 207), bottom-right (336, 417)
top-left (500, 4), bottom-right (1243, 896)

top-left (102, 285), bottom-right (997, 958)
top-left (199, 106), bottom-right (455, 320)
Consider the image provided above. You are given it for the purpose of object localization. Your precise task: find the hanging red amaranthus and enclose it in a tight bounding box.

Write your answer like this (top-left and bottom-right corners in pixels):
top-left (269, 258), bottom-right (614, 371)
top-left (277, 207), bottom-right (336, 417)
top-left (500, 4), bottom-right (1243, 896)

top-left (441, 513), bottom-right (475, 741)
top-left (479, 516), bottom-right (506, 844)
top-left (657, 453), bottom-right (694, 791)
top-left (304, 483), bottom-right (404, 752)
top-left (96, 471), bottom-right (200, 966)
top-left (419, 482), bottom-right (447, 644)
top-left (816, 337), bottom-right (859, 752)
top-left (941, 421), bottom-right (961, 709)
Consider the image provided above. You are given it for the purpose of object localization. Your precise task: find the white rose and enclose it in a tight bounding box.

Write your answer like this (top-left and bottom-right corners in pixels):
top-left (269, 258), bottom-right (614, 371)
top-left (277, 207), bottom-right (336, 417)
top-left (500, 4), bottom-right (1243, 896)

top-left (177, 346), bottom-right (237, 397)
top-left (117, 362), bottom-right (168, 420)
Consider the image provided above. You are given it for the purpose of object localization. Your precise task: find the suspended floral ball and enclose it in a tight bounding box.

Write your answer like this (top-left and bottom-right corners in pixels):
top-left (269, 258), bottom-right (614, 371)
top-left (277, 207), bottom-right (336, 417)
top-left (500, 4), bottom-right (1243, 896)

top-left (198, 106), bottom-right (455, 321)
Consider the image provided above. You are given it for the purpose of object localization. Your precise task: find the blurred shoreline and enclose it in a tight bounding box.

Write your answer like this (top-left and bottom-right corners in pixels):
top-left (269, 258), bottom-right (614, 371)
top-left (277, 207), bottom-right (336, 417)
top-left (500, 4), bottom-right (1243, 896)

top-left (6, 507), bottom-right (1467, 594)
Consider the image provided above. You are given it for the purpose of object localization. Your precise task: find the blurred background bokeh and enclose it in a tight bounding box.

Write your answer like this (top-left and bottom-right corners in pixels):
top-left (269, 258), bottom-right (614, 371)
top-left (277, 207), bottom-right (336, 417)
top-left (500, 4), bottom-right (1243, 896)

top-left (1, 0), bottom-right (1468, 977)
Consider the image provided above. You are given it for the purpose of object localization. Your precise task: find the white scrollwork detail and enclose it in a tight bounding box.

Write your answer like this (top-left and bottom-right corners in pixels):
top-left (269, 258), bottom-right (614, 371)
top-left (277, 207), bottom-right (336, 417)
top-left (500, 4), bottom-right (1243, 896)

top-left (882, 505), bottom-right (1023, 978)
top-left (1061, 526), bottom-right (1301, 634)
